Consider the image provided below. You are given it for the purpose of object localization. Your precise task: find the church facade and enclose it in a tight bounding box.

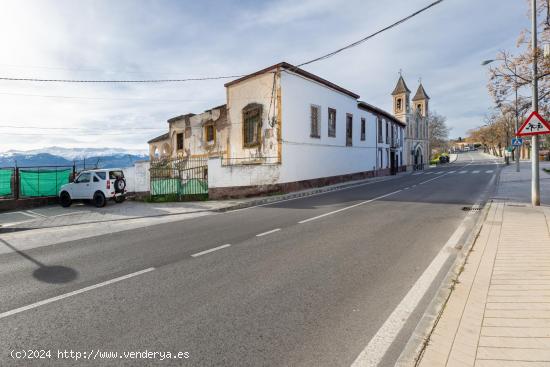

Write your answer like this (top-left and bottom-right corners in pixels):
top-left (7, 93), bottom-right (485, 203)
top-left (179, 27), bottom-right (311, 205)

top-left (391, 75), bottom-right (430, 169)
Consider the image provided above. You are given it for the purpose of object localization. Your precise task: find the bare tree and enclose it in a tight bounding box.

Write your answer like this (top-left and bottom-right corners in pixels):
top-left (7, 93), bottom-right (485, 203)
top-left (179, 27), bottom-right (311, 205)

top-left (486, 0), bottom-right (550, 144)
top-left (428, 111), bottom-right (450, 153)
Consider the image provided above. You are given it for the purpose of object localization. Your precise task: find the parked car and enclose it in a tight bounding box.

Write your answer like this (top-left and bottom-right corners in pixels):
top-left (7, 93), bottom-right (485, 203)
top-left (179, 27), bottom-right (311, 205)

top-left (59, 169), bottom-right (127, 208)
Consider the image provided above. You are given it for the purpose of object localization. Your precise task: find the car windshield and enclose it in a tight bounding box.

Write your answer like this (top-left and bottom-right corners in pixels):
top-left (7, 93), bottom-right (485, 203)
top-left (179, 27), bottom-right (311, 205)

top-left (109, 170), bottom-right (124, 179)
top-left (75, 172), bottom-right (91, 183)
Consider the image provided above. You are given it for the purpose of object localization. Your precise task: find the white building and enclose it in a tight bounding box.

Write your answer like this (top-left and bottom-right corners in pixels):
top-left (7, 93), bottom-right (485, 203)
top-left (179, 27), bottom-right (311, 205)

top-left (208, 62), bottom-right (406, 198)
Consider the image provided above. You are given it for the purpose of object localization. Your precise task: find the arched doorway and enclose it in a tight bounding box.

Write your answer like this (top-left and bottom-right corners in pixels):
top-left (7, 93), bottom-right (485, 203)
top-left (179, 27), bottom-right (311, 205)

top-left (414, 145), bottom-right (424, 170)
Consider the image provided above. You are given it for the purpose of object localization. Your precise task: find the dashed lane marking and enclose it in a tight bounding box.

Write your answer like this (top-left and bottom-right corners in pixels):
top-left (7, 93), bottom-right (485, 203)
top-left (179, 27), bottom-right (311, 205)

top-left (191, 244), bottom-right (231, 257)
top-left (0, 268), bottom-right (155, 320)
top-left (256, 228), bottom-right (281, 237)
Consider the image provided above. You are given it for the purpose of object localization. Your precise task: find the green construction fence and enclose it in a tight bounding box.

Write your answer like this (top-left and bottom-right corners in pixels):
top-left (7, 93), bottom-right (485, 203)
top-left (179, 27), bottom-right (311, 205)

top-left (19, 168), bottom-right (72, 197)
top-left (0, 168), bottom-right (14, 197)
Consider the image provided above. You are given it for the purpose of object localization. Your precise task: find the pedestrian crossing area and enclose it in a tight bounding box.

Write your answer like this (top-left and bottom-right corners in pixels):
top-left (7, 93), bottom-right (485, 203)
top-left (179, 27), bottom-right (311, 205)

top-left (412, 169), bottom-right (494, 176)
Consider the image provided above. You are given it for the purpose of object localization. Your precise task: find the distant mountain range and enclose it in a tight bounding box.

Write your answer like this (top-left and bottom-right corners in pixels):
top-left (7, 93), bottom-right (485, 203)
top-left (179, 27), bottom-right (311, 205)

top-left (0, 147), bottom-right (149, 168)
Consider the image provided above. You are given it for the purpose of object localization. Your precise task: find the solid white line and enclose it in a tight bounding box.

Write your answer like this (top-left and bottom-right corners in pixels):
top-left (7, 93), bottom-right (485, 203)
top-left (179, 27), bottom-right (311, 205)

top-left (350, 221), bottom-right (467, 367)
top-left (0, 268), bottom-right (155, 320)
top-left (298, 190), bottom-right (402, 224)
top-left (227, 178), bottom-right (392, 213)
top-left (26, 210), bottom-right (47, 218)
top-left (191, 244), bottom-right (231, 257)
top-left (256, 228), bottom-right (281, 237)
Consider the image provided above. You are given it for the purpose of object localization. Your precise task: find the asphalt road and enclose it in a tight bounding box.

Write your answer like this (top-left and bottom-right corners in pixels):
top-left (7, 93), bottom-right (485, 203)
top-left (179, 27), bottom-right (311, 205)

top-left (0, 151), bottom-right (500, 366)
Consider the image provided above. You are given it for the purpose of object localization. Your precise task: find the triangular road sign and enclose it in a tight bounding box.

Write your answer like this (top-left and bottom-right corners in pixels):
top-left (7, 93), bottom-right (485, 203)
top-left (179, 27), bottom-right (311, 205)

top-left (517, 111), bottom-right (550, 136)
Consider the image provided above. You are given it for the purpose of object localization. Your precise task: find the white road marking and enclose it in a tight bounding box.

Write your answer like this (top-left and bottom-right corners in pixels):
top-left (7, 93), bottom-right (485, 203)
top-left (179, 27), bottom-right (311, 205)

top-left (0, 268), bottom-right (155, 320)
top-left (434, 171), bottom-right (443, 175)
top-left (412, 172), bottom-right (423, 176)
top-left (191, 244), bottom-right (231, 257)
top-left (351, 220), bottom-right (467, 367)
top-left (459, 170), bottom-right (467, 174)
top-left (404, 187), bottom-right (410, 190)
top-left (298, 190), bottom-right (402, 224)
top-left (16, 211), bottom-right (38, 218)
top-left (424, 172), bottom-right (433, 175)
top-left (472, 170), bottom-right (480, 174)
top-left (448, 170), bottom-right (456, 174)
top-left (25, 210), bottom-right (47, 218)
top-left (256, 228), bottom-right (281, 237)
top-left (227, 178), bottom-right (393, 213)
top-left (485, 170), bottom-right (494, 173)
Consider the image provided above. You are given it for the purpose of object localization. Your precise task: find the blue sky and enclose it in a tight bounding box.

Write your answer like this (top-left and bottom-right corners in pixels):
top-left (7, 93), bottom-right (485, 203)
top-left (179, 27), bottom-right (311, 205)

top-left (0, 0), bottom-right (529, 152)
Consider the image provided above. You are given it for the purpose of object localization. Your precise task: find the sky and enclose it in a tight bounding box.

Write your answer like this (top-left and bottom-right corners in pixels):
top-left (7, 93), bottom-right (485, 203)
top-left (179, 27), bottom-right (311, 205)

top-left (0, 0), bottom-right (529, 153)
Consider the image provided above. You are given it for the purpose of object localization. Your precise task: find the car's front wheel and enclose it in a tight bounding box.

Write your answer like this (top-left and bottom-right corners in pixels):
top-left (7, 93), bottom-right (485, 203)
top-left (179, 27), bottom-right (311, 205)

top-left (60, 191), bottom-right (72, 207)
top-left (93, 191), bottom-right (106, 208)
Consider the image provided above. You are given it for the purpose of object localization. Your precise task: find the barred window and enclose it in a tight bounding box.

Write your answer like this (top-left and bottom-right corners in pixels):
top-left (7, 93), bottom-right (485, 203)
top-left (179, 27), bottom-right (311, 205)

top-left (361, 118), bottom-right (366, 141)
top-left (242, 104), bottom-right (262, 147)
top-left (310, 105), bottom-right (320, 138)
top-left (328, 108), bottom-right (336, 137)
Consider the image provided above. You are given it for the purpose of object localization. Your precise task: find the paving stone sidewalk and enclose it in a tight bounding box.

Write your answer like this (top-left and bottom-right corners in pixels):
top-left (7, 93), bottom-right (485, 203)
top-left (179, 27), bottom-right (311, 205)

top-left (416, 164), bottom-right (550, 366)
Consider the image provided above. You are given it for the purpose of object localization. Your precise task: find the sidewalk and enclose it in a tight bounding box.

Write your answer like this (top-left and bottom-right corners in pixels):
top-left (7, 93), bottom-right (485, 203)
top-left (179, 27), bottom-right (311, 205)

top-left (414, 164), bottom-right (550, 366)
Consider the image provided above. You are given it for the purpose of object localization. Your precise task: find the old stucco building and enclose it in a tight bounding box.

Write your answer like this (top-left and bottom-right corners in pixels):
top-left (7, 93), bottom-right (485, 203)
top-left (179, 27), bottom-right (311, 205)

top-left (147, 62), bottom-right (435, 198)
top-left (147, 104), bottom-right (229, 160)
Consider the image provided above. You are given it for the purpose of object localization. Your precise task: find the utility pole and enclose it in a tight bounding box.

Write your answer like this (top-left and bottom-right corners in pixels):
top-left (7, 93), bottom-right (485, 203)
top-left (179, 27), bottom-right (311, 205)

top-left (532, 0), bottom-right (541, 206)
top-left (515, 65), bottom-right (520, 172)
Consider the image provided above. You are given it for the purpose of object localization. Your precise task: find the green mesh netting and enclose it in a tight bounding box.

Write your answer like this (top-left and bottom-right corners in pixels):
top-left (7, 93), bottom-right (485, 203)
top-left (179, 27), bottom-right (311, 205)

top-left (19, 169), bottom-right (71, 197)
top-left (0, 169), bottom-right (13, 196)
top-left (180, 178), bottom-right (208, 195)
top-left (151, 178), bottom-right (207, 196)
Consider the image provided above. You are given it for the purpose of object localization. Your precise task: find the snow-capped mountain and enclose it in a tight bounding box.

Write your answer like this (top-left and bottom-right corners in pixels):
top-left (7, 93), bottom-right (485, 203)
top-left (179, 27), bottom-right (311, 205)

top-left (1, 146), bottom-right (147, 160)
top-left (0, 147), bottom-right (148, 168)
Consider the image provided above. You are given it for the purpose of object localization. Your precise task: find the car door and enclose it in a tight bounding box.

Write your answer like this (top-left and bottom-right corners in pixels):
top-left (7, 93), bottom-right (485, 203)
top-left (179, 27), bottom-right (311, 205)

top-left (72, 172), bottom-right (91, 199)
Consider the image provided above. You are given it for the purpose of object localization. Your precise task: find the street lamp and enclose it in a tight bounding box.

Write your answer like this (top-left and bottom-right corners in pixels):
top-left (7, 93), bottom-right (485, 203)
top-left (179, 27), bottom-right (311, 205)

top-left (481, 59), bottom-right (521, 172)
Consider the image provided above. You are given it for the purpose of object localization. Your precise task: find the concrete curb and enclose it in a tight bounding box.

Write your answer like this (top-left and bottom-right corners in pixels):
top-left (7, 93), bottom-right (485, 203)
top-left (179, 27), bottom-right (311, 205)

top-left (395, 200), bottom-right (493, 367)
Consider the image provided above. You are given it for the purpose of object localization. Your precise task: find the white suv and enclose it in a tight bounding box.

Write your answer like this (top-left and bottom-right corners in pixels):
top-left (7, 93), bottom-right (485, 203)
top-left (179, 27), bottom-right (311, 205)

top-left (59, 169), bottom-right (127, 208)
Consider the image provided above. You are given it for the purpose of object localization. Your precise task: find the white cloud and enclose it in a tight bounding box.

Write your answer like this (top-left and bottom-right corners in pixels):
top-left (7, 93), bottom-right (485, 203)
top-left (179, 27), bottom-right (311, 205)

top-left (0, 0), bottom-right (530, 151)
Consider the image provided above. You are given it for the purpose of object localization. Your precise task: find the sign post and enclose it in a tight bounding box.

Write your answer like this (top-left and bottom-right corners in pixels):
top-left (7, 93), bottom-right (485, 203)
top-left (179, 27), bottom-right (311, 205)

top-left (516, 110), bottom-right (550, 205)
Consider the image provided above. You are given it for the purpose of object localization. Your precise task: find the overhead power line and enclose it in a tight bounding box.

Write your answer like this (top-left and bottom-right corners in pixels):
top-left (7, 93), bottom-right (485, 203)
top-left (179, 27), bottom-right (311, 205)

top-left (296, 0), bottom-right (443, 67)
top-left (0, 124), bottom-right (163, 131)
top-left (0, 75), bottom-right (243, 83)
top-left (0, 0), bottom-right (444, 84)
